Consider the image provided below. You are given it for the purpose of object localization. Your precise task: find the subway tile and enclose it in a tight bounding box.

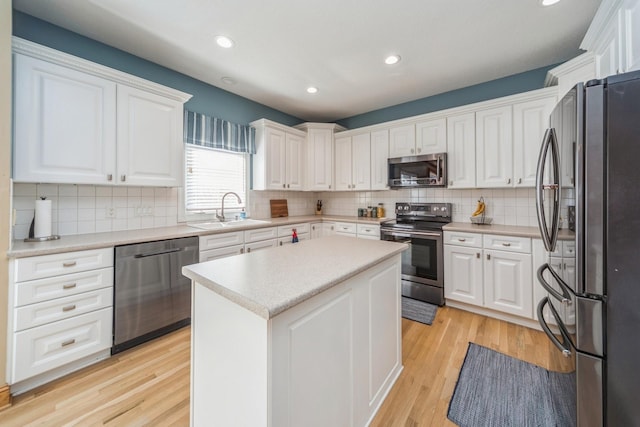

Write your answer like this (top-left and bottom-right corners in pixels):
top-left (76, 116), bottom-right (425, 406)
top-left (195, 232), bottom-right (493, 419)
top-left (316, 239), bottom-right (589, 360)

top-left (78, 185), bottom-right (96, 197)
top-left (77, 221), bottom-right (96, 235)
top-left (58, 184), bottom-right (77, 197)
top-left (37, 184), bottom-right (58, 198)
top-left (96, 186), bottom-right (113, 197)
top-left (58, 222), bottom-right (78, 236)
top-left (95, 219), bottom-right (113, 233)
top-left (13, 183), bottom-right (37, 197)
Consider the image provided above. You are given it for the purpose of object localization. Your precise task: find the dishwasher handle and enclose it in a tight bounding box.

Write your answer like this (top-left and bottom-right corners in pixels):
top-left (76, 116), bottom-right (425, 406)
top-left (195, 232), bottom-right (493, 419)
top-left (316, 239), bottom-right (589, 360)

top-left (133, 247), bottom-right (184, 258)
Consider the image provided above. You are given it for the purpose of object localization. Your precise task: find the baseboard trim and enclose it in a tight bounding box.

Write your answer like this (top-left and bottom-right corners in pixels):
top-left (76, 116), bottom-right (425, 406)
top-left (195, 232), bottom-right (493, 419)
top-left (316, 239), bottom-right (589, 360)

top-left (0, 384), bottom-right (11, 410)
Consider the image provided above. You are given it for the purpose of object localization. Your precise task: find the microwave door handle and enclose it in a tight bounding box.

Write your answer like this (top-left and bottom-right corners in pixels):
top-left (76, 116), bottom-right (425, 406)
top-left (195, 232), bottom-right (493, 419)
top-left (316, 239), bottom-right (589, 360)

top-left (436, 155), bottom-right (441, 182)
top-left (537, 297), bottom-right (572, 357)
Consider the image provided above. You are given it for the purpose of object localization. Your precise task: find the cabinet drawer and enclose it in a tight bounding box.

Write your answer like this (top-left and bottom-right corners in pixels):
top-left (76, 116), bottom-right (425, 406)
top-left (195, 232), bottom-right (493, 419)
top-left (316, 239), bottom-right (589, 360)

top-left (444, 231), bottom-right (482, 248)
top-left (277, 223), bottom-right (309, 237)
top-left (14, 288), bottom-right (113, 332)
top-left (199, 231), bottom-right (244, 251)
top-left (335, 222), bottom-right (357, 234)
top-left (278, 234), bottom-right (309, 246)
top-left (562, 241), bottom-right (576, 257)
top-left (483, 235), bottom-right (531, 253)
top-left (356, 224), bottom-right (380, 238)
top-left (15, 267), bottom-right (113, 307)
top-left (15, 248), bottom-right (113, 282)
top-left (245, 239), bottom-right (278, 253)
top-left (200, 245), bottom-right (244, 262)
top-left (12, 307), bottom-right (112, 383)
top-left (244, 227), bottom-right (278, 243)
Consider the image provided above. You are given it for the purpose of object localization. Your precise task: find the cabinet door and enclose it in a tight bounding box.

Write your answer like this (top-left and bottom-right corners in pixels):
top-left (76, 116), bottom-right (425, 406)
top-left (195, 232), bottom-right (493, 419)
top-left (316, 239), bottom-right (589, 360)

top-left (513, 97), bottom-right (556, 187)
top-left (622, 0), bottom-right (640, 72)
top-left (322, 223), bottom-right (336, 236)
top-left (416, 118), bottom-right (447, 155)
top-left (13, 54), bottom-right (117, 185)
top-left (310, 223), bottom-right (323, 239)
top-left (476, 106), bottom-right (513, 188)
top-left (117, 85), bottom-right (183, 186)
top-left (483, 249), bottom-right (533, 318)
top-left (595, 17), bottom-right (621, 78)
top-left (351, 133), bottom-right (371, 191)
top-left (265, 127), bottom-right (287, 190)
top-left (286, 133), bottom-right (304, 190)
top-left (244, 239), bottom-right (278, 253)
top-left (306, 129), bottom-right (333, 191)
top-left (559, 93), bottom-right (577, 188)
top-left (444, 245), bottom-right (483, 305)
top-left (370, 130), bottom-right (389, 190)
top-left (446, 113), bottom-right (476, 188)
top-left (334, 137), bottom-right (353, 191)
top-left (389, 124), bottom-right (416, 158)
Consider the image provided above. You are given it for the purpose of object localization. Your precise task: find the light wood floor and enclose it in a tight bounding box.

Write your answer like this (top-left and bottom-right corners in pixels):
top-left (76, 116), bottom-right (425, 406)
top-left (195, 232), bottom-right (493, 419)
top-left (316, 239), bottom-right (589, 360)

top-left (0, 306), bottom-right (574, 426)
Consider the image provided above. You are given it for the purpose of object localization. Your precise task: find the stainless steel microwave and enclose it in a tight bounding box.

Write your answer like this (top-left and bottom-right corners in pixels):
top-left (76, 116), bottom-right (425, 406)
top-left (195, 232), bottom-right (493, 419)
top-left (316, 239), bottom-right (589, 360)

top-left (388, 153), bottom-right (447, 188)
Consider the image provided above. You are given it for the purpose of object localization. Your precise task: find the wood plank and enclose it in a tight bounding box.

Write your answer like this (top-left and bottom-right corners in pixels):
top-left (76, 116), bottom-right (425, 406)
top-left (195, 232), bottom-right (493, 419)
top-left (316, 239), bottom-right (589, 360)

top-left (0, 308), bottom-right (574, 425)
top-left (269, 199), bottom-right (288, 217)
top-left (0, 385), bottom-right (11, 410)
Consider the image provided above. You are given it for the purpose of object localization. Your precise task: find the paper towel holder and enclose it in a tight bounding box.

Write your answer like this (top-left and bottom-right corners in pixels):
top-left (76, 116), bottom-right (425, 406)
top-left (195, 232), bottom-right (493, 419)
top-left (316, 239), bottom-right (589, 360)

top-left (24, 197), bottom-right (61, 242)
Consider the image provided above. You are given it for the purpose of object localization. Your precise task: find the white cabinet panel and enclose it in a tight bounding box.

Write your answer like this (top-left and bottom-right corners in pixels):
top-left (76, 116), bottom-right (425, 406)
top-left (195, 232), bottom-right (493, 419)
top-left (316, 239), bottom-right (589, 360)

top-left (285, 133), bottom-right (304, 190)
top-left (483, 249), bottom-right (532, 318)
top-left (13, 54), bottom-right (117, 185)
top-left (265, 127), bottom-right (287, 189)
top-left (444, 231), bottom-right (482, 248)
top-left (277, 223), bottom-right (310, 236)
top-left (116, 85), bottom-right (184, 187)
top-left (199, 231), bottom-right (244, 251)
top-left (623, 0), bottom-right (640, 72)
top-left (306, 128), bottom-right (334, 191)
top-left (389, 124), bottom-right (416, 158)
top-left (513, 96), bottom-right (556, 187)
top-left (244, 227), bottom-right (278, 243)
top-left (416, 117), bottom-right (447, 155)
top-left (482, 234), bottom-right (531, 254)
top-left (356, 224), bottom-right (380, 239)
top-left (446, 113), bottom-right (476, 188)
top-left (15, 248), bottom-right (113, 282)
top-left (334, 136), bottom-right (353, 191)
top-left (245, 239), bottom-right (278, 253)
top-left (352, 133), bottom-right (371, 191)
top-left (476, 106), bottom-right (513, 188)
top-left (444, 245), bottom-right (483, 305)
top-left (199, 245), bottom-right (244, 262)
top-left (370, 130), bottom-right (389, 190)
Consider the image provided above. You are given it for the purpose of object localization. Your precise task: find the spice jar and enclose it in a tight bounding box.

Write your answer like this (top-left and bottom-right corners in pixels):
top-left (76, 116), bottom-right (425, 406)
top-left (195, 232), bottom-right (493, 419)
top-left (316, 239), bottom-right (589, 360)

top-left (377, 203), bottom-right (385, 218)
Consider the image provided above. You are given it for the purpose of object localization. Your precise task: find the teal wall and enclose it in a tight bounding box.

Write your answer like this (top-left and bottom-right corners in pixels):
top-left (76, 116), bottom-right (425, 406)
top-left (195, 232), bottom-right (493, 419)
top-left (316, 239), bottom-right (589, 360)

top-left (336, 64), bottom-right (559, 129)
top-left (13, 10), bottom-right (561, 131)
top-left (12, 11), bottom-right (303, 126)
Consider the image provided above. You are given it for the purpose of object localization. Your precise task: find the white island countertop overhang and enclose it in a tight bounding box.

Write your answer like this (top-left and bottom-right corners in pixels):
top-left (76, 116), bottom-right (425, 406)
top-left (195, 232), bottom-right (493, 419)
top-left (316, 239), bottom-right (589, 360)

top-left (181, 235), bottom-right (408, 319)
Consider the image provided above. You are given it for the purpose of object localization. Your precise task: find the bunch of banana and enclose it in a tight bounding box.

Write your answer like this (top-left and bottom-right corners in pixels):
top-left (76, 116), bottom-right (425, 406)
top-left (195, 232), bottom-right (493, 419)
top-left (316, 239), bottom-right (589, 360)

top-left (471, 199), bottom-right (486, 217)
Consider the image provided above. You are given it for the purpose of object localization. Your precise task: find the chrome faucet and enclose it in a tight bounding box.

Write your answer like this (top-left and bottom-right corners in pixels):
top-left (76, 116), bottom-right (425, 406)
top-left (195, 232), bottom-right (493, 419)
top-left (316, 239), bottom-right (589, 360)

top-left (216, 192), bottom-right (242, 222)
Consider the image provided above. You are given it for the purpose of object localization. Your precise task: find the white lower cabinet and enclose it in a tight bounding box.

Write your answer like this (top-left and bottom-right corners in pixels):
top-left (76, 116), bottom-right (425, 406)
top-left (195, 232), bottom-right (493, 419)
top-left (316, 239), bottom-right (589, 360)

top-left (356, 223), bottom-right (381, 240)
top-left (323, 222), bottom-right (337, 236)
top-left (199, 231), bottom-right (245, 262)
top-left (335, 222), bottom-right (357, 237)
top-left (8, 248), bottom-right (114, 391)
top-left (310, 222), bottom-right (323, 238)
top-left (244, 226), bottom-right (278, 253)
top-left (444, 231), bottom-right (533, 320)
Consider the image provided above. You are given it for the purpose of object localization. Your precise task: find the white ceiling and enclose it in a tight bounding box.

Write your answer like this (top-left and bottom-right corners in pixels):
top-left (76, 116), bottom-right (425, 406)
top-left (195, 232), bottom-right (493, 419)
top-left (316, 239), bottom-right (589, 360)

top-left (13, 0), bottom-right (602, 122)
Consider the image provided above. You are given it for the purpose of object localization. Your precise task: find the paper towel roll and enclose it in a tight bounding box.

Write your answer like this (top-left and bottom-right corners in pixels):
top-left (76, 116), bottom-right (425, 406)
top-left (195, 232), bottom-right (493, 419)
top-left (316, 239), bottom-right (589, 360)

top-left (34, 199), bottom-right (52, 238)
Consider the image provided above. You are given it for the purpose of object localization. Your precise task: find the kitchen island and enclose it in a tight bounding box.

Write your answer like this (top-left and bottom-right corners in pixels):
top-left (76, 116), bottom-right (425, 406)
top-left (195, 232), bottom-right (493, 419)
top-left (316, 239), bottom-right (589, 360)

top-left (182, 236), bottom-right (407, 427)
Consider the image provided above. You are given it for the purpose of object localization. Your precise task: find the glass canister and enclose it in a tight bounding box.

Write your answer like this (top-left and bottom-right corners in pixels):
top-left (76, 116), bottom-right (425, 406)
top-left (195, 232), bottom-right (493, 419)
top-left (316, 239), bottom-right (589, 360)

top-left (377, 203), bottom-right (385, 218)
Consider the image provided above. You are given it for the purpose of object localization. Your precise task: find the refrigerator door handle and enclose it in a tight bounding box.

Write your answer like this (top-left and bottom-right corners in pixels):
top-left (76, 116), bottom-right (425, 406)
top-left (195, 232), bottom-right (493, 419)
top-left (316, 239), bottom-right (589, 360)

top-left (537, 297), bottom-right (572, 357)
top-left (537, 263), bottom-right (572, 305)
top-left (535, 128), bottom-right (561, 252)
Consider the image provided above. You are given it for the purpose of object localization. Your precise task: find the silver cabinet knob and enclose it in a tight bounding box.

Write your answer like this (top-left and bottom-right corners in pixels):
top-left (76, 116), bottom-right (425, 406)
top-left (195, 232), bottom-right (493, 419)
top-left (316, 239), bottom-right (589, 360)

top-left (410, 148), bottom-right (415, 154)
top-left (107, 174), bottom-right (113, 181)
top-left (518, 178), bottom-right (522, 184)
top-left (417, 148), bottom-right (421, 153)
top-left (507, 178), bottom-right (511, 184)
top-left (121, 174), bottom-right (126, 182)
top-left (282, 184), bottom-right (286, 188)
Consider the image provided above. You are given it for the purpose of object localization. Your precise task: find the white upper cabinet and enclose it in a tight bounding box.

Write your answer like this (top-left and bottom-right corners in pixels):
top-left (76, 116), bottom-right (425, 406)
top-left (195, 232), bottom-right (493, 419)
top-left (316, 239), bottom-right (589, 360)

top-left (512, 96), bottom-right (556, 187)
top-left (116, 85), bottom-right (184, 186)
top-left (334, 136), bottom-right (353, 191)
top-left (305, 127), bottom-right (334, 191)
top-left (13, 54), bottom-right (117, 185)
top-left (581, 0), bottom-right (640, 77)
top-left (415, 117), bottom-right (447, 155)
top-left (334, 133), bottom-right (371, 191)
top-left (388, 124), bottom-right (416, 158)
top-left (12, 39), bottom-right (191, 187)
top-left (446, 112), bottom-right (476, 188)
top-left (475, 105), bottom-right (513, 188)
top-left (370, 130), bottom-right (389, 190)
top-left (252, 119), bottom-right (306, 191)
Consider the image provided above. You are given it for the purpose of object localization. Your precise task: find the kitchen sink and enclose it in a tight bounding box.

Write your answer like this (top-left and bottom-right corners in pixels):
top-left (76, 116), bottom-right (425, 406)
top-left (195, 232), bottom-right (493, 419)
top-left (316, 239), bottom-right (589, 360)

top-left (188, 219), bottom-right (270, 230)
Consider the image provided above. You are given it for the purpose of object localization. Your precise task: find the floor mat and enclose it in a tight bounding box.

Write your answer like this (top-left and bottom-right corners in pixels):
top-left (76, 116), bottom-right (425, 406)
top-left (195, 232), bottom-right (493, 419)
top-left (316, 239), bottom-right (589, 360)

top-left (401, 297), bottom-right (437, 325)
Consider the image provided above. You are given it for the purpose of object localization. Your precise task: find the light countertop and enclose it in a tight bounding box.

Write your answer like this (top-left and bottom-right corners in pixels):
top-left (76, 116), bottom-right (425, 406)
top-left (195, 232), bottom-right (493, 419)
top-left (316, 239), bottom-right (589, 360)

top-left (8, 215), bottom-right (387, 258)
top-left (443, 222), bottom-right (575, 240)
top-left (182, 236), bottom-right (407, 319)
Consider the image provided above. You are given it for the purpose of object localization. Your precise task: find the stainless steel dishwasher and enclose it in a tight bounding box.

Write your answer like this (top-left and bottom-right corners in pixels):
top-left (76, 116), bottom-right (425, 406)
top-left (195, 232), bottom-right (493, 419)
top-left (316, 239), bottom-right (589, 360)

top-left (113, 236), bottom-right (199, 354)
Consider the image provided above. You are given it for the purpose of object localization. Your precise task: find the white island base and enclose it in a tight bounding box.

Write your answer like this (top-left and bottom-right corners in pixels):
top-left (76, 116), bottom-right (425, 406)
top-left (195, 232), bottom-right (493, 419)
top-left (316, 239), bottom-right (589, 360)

top-left (185, 237), bottom-right (404, 427)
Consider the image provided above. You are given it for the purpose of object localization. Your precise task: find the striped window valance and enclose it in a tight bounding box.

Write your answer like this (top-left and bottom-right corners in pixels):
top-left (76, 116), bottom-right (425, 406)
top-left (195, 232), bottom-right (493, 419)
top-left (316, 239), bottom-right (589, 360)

top-left (184, 109), bottom-right (256, 154)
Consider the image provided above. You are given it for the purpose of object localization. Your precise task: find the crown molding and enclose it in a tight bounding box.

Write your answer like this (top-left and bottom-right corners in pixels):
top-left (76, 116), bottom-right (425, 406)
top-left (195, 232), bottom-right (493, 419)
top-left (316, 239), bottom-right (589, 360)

top-left (544, 52), bottom-right (596, 87)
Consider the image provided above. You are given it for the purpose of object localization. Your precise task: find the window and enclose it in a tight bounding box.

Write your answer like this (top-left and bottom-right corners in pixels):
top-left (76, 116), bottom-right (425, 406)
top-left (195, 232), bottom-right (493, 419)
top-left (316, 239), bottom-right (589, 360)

top-left (184, 145), bottom-right (248, 220)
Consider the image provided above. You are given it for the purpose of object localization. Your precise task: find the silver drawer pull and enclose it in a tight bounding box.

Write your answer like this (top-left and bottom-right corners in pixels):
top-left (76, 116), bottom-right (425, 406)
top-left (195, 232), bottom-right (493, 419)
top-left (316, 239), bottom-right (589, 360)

top-left (63, 261), bottom-right (77, 268)
top-left (458, 238), bottom-right (466, 242)
top-left (502, 242), bottom-right (511, 247)
top-left (63, 283), bottom-right (77, 290)
top-left (61, 339), bottom-right (76, 347)
top-left (62, 305), bottom-right (77, 312)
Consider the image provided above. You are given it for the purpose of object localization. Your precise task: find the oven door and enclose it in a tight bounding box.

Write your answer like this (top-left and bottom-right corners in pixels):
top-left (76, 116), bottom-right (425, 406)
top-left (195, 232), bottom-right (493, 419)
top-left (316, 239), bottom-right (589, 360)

top-left (381, 228), bottom-right (444, 304)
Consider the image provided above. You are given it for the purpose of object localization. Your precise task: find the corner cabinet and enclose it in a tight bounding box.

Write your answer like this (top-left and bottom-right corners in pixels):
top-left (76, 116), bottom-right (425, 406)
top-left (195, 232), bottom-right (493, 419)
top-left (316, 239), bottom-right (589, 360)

top-left (252, 119), bottom-right (306, 191)
top-left (12, 38), bottom-right (192, 187)
top-left (293, 123), bottom-right (346, 192)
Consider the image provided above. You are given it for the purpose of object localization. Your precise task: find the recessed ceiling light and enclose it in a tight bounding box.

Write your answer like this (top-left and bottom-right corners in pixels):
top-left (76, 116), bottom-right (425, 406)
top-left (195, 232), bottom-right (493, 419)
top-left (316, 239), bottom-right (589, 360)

top-left (541, 0), bottom-right (561, 6)
top-left (215, 35), bottom-right (234, 48)
top-left (306, 86), bottom-right (318, 94)
top-left (385, 55), bottom-right (401, 65)
top-left (221, 76), bottom-right (236, 85)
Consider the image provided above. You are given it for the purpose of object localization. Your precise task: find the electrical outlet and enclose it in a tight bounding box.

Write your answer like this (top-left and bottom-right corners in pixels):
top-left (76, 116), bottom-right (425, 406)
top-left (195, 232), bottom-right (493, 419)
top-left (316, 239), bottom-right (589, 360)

top-left (106, 207), bottom-right (116, 218)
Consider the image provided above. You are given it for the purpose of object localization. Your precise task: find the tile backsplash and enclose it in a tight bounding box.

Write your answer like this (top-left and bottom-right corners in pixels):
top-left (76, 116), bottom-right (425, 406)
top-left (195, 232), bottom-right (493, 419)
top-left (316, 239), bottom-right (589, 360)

top-left (11, 183), bottom-right (575, 240)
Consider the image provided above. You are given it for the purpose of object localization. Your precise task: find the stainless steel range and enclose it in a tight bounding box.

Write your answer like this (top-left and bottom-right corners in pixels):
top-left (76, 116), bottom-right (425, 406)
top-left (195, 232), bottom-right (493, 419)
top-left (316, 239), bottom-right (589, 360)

top-left (380, 202), bottom-right (451, 306)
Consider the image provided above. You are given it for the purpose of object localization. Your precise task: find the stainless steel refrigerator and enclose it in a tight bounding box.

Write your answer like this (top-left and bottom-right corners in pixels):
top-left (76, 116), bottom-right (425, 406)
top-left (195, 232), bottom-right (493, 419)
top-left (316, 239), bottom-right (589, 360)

top-left (535, 70), bottom-right (640, 427)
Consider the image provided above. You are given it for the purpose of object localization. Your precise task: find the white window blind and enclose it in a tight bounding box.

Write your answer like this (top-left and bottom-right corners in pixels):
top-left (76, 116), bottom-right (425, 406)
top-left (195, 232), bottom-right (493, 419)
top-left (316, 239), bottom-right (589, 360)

top-left (185, 145), bottom-right (247, 212)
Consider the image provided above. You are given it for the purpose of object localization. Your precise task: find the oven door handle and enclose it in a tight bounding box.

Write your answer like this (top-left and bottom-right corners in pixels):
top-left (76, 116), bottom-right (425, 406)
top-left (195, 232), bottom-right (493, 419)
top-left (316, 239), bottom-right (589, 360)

top-left (381, 230), bottom-right (441, 239)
